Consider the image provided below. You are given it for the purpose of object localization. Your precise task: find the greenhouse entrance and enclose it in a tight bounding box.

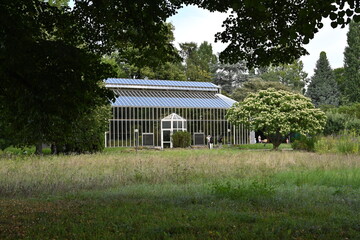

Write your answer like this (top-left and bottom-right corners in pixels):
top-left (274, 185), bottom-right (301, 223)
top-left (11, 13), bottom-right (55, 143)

top-left (161, 113), bottom-right (187, 148)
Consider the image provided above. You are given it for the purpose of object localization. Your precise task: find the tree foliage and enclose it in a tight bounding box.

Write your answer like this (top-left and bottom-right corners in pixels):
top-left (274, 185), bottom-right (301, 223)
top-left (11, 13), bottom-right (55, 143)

top-left (180, 41), bottom-right (217, 81)
top-left (231, 79), bottom-right (293, 102)
top-left (226, 88), bottom-right (327, 149)
top-left (343, 20), bottom-right (360, 103)
top-left (259, 60), bottom-right (308, 93)
top-left (306, 52), bottom-right (339, 107)
top-left (52, 105), bottom-right (112, 154)
top-left (183, 0), bottom-right (360, 67)
top-left (333, 67), bottom-right (348, 104)
top-left (213, 61), bottom-right (248, 93)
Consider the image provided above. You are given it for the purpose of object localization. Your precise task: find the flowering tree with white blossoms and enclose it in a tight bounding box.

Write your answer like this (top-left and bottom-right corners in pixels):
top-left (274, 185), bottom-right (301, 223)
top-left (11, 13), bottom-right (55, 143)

top-left (226, 88), bottom-right (327, 150)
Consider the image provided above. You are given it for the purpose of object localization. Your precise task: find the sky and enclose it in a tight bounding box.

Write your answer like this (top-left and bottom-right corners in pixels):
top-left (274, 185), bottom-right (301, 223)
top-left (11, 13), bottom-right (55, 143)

top-left (167, 5), bottom-right (349, 77)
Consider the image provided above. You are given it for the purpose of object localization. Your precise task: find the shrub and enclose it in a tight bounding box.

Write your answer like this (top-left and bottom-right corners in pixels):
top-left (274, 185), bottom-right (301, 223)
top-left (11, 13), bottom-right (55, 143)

top-left (324, 112), bottom-right (360, 135)
top-left (172, 131), bottom-right (191, 148)
top-left (291, 135), bottom-right (317, 152)
top-left (323, 112), bottom-right (347, 135)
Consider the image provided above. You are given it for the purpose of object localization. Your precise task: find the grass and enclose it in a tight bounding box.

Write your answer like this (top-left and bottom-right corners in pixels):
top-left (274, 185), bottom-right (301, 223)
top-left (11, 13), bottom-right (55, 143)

top-left (1, 148), bottom-right (360, 239)
top-left (236, 143), bottom-right (292, 150)
top-left (315, 134), bottom-right (360, 154)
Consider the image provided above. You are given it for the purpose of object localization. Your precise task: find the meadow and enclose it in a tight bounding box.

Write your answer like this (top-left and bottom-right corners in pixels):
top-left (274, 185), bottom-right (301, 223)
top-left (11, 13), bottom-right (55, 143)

top-left (1, 147), bottom-right (360, 239)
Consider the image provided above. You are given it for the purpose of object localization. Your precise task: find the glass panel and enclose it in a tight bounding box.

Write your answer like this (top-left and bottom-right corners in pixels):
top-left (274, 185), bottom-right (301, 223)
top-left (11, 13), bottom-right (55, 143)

top-left (194, 133), bottom-right (205, 145)
top-left (178, 121), bottom-right (182, 128)
top-left (143, 134), bottom-right (154, 146)
top-left (163, 130), bottom-right (171, 141)
top-left (162, 121), bottom-right (171, 129)
top-left (173, 121), bottom-right (177, 128)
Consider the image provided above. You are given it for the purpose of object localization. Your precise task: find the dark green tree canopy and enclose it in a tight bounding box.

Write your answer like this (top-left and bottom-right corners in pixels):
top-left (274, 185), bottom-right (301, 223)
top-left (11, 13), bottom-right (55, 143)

top-left (343, 20), bottom-right (360, 103)
top-left (179, 41), bottom-right (217, 81)
top-left (231, 79), bottom-right (293, 102)
top-left (306, 52), bottom-right (339, 107)
top-left (184, 0), bottom-right (360, 67)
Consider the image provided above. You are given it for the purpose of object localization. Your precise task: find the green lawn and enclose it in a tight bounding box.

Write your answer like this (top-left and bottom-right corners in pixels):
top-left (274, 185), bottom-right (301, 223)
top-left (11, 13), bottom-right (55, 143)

top-left (1, 149), bottom-right (360, 239)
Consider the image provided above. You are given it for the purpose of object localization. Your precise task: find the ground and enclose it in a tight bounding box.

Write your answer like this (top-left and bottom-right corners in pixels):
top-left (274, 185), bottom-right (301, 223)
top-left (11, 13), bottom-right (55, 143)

top-left (1, 147), bottom-right (360, 239)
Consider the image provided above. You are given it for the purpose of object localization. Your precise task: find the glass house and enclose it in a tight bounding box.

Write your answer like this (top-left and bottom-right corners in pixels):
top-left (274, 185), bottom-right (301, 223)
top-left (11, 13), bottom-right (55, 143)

top-left (105, 78), bottom-right (250, 148)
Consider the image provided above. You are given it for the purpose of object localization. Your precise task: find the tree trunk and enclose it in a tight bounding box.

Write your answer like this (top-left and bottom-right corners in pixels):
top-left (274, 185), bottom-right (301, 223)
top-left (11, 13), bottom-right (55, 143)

top-left (269, 132), bottom-right (283, 150)
top-left (35, 142), bottom-right (43, 155)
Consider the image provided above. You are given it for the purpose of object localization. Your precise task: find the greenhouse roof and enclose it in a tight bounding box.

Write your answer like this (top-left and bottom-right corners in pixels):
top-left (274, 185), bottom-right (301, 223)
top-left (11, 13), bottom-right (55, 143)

top-left (111, 90), bottom-right (236, 109)
top-left (105, 78), bottom-right (220, 92)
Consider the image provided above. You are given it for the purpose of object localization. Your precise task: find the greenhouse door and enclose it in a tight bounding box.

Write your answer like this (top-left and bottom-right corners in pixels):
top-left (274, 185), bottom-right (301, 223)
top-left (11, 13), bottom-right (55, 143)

top-left (161, 113), bottom-right (187, 149)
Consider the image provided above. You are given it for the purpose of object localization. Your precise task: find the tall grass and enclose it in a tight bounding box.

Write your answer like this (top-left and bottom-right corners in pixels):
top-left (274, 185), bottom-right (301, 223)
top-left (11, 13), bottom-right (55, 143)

top-left (1, 149), bottom-right (360, 197)
top-left (2, 149), bottom-right (360, 239)
top-left (315, 132), bottom-right (360, 154)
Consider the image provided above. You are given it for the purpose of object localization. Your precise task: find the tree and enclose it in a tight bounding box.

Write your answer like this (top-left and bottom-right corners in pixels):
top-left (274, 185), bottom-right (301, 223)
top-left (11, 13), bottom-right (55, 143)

top-left (259, 60), bottom-right (308, 93)
top-left (226, 88), bottom-right (327, 150)
top-left (333, 67), bottom-right (348, 104)
top-left (213, 61), bottom-right (248, 93)
top-left (186, 0), bottom-right (360, 67)
top-left (231, 79), bottom-right (293, 102)
top-left (0, 1), bottom-right (180, 153)
top-left (343, 20), bottom-right (360, 103)
top-left (180, 41), bottom-right (217, 81)
top-left (306, 52), bottom-right (339, 107)
top-left (71, 0), bottom-right (359, 68)
top-left (51, 105), bottom-right (112, 154)
top-left (102, 23), bottom-right (186, 80)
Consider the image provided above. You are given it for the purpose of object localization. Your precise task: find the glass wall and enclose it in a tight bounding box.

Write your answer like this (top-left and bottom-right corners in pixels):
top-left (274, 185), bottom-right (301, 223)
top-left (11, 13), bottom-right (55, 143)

top-left (106, 107), bottom-right (249, 147)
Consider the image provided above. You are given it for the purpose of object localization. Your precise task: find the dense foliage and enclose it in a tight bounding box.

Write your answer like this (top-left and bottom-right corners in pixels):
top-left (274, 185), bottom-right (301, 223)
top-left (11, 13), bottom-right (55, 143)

top-left (259, 60), bottom-right (308, 93)
top-left (180, 41), bottom-right (217, 82)
top-left (172, 131), bottom-right (192, 148)
top-left (1, 0), bottom-right (359, 153)
top-left (231, 79), bottom-right (293, 102)
top-left (188, 0), bottom-right (360, 67)
top-left (343, 21), bottom-right (360, 103)
top-left (322, 103), bottom-right (360, 135)
top-left (226, 88), bottom-right (327, 149)
top-left (306, 52), bottom-right (339, 107)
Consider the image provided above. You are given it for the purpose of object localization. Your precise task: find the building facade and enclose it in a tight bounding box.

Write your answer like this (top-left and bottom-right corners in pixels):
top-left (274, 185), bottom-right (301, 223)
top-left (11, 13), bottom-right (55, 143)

top-left (105, 78), bottom-right (249, 148)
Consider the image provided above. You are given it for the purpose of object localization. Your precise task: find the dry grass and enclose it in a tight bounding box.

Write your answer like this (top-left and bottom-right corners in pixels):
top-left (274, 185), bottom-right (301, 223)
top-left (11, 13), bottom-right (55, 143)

top-left (1, 149), bottom-right (360, 197)
top-left (2, 149), bottom-right (360, 239)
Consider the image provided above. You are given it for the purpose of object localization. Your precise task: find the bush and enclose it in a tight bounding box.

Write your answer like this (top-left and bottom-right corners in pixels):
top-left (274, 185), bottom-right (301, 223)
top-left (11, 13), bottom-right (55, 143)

top-left (172, 131), bottom-right (191, 148)
top-left (323, 112), bottom-right (347, 135)
top-left (323, 112), bottom-right (360, 135)
top-left (291, 135), bottom-right (317, 152)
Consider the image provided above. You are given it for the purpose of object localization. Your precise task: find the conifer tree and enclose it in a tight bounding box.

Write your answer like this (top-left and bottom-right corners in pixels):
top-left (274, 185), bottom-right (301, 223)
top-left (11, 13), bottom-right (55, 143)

top-left (343, 21), bottom-right (360, 103)
top-left (306, 52), bottom-right (339, 107)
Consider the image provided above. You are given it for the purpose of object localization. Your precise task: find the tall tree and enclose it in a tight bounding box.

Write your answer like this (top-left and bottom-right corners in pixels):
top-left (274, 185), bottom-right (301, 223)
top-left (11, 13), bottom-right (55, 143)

top-left (180, 41), bottom-right (217, 82)
top-left (0, 0), bottom-right (179, 153)
top-left (231, 79), bottom-right (293, 102)
top-left (102, 23), bottom-right (185, 80)
top-left (343, 20), bottom-right (360, 103)
top-left (213, 62), bottom-right (248, 93)
top-left (259, 60), bottom-right (308, 93)
top-left (306, 52), bottom-right (339, 107)
top-left (333, 67), bottom-right (348, 104)
top-left (189, 0), bottom-right (360, 67)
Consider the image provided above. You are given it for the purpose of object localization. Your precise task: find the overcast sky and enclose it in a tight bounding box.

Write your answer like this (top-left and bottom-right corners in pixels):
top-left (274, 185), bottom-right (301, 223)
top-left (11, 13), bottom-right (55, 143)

top-left (167, 5), bottom-right (349, 77)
